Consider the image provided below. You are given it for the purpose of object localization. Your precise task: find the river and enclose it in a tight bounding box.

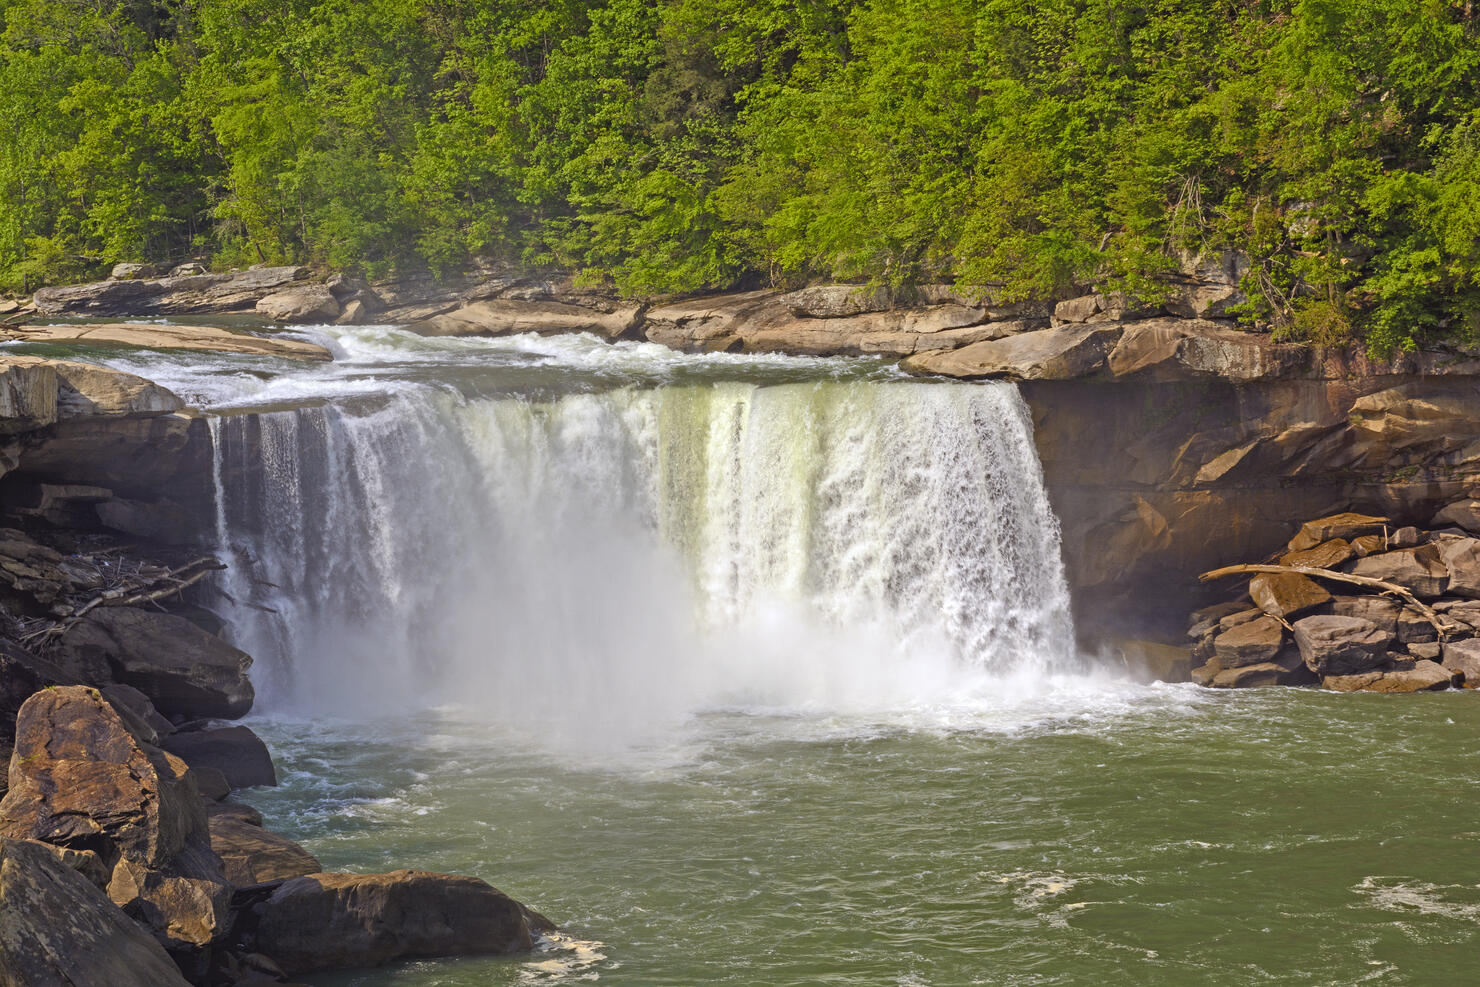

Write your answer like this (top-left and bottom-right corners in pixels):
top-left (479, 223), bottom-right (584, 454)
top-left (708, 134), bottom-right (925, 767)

top-left (66, 325), bottom-right (1480, 985)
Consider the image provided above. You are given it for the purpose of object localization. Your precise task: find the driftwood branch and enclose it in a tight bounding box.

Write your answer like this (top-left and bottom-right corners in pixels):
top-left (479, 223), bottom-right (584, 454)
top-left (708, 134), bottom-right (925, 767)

top-left (22, 557), bottom-right (225, 645)
top-left (1199, 562), bottom-right (1457, 640)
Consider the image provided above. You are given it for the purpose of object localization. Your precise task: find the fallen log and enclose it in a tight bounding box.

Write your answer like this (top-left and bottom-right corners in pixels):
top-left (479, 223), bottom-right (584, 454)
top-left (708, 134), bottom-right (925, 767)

top-left (1199, 562), bottom-right (1457, 641)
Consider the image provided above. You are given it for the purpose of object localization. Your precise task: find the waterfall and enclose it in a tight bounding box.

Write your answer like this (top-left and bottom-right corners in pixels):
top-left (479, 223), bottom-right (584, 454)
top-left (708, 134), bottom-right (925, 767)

top-left (209, 378), bottom-right (1075, 745)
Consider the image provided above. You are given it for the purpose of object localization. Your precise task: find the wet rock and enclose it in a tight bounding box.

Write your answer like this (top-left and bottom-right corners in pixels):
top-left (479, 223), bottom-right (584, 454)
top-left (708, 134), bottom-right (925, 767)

top-left (1249, 572), bottom-right (1330, 619)
top-left (254, 870), bottom-right (545, 974)
top-left (57, 607), bottom-right (254, 719)
top-left (192, 766), bottom-right (232, 801)
top-left (1280, 538), bottom-right (1353, 569)
top-left (1212, 614), bottom-right (1285, 667)
top-left (1190, 658), bottom-right (1222, 686)
top-left (1350, 544), bottom-right (1449, 598)
top-left (162, 725), bottom-right (277, 790)
top-left (209, 813), bottom-right (319, 886)
top-left (1436, 537), bottom-right (1480, 598)
top-left (1292, 614), bottom-right (1394, 675)
top-left (1287, 513), bottom-right (1390, 553)
top-left (1431, 500), bottom-right (1480, 534)
top-left (0, 837), bottom-right (192, 987)
top-left (256, 284), bottom-right (341, 324)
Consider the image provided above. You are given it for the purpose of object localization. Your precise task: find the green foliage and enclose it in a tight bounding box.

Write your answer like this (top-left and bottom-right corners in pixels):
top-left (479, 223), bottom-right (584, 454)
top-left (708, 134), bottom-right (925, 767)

top-left (1, 0), bottom-right (1477, 352)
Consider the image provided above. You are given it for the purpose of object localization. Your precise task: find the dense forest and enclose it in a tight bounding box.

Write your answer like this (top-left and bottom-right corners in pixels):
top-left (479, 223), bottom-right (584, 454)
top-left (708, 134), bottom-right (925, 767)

top-left (1, 0), bottom-right (1477, 350)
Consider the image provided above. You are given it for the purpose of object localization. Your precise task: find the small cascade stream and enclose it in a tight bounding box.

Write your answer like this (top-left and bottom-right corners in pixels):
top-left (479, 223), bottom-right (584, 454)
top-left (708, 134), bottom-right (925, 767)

top-left (200, 348), bottom-right (1074, 747)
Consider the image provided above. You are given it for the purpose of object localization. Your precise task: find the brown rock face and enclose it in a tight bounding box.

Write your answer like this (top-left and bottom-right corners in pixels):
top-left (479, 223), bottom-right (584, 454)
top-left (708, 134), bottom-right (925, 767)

top-left (0, 687), bottom-right (231, 949)
top-left (1249, 572), bottom-right (1330, 619)
top-left (1212, 614), bottom-right (1285, 667)
top-left (0, 687), bottom-right (200, 867)
top-left (0, 838), bottom-right (192, 987)
top-left (1208, 650), bottom-right (1315, 688)
top-left (255, 870), bottom-right (543, 974)
top-left (1349, 545), bottom-right (1449, 598)
top-left (209, 813), bottom-right (320, 886)
top-left (57, 607), bottom-right (254, 719)
top-left (1292, 615), bottom-right (1394, 675)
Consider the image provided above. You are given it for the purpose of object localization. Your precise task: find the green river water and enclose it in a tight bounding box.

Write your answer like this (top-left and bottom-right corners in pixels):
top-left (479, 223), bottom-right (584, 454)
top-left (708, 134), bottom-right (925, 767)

top-left (244, 685), bottom-right (1480, 987)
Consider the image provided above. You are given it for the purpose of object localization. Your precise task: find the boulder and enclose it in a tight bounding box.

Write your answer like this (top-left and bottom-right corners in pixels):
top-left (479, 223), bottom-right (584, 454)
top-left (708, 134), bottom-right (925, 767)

top-left (1350, 544), bottom-right (1449, 598)
top-left (1350, 534), bottom-right (1388, 557)
top-left (192, 766), bottom-right (231, 801)
top-left (1328, 595), bottom-right (1401, 633)
top-left (0, 687), bottom-right (231, 948)
top-left (256, 284), bottom-right (341, 324)
top-left (1105, 320), bottom-right (1311, 381)
top-left (1287, 513), bottom-right (1389, 552)
top-left (110, 262), bottom-right (165, 280)
top-left (1390, 526), bottom-right (1423, 548)
top-left (1432, 500), bottom-right (1480, 533)
top-left (1292, 614), bottom-right (1394, 675)
top-left (161, 726), bottom-right (277, 789)
top-left (0, 838), bottom-right (192, 987)
top-left (57, 607), bottom-right (254, 719)
top-left (209, 814), bottom-right (319, 886)
top-left (254, 870), bottom-right (545, 974)
top-left (335, 297), bottom-right (369, 325)
top-left (1212, 614), bottom-right (1285, 667)
top-left (206, 802), bottom-right (263, 827)
top-left (1442, 639), bottom-right (1480, 687)
top-left (1436, 536), bottom-right (1480, 598)
top-left (0, 687), bottom-right (200, 867)
top-left (1280, 538), bottom-right (1353, 569)
top-left (50, 359), bottom-right (183, 418)
top-left (1249, 572), bottom-right (1330, 618)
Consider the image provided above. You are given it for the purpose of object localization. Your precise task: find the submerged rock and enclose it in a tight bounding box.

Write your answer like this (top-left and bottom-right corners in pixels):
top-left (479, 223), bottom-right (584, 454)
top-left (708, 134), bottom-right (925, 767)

top-left (254, 869), bottom-right (549, 974)
top-left (0, 837), bottom-right (192, 987)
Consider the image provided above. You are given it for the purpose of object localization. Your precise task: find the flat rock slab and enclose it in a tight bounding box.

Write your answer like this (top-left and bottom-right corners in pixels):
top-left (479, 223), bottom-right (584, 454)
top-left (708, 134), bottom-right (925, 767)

top-left (1292, 614), bottom-right (1394, 675)
top-left (1213, 613), bottom-right (1286, 667)
top-left (1287, 513), bottom-right (1389, 552)
top-left (903, 324), bottom-right (1123, 380)
top-left (5, 323), bottom-right (331, 361)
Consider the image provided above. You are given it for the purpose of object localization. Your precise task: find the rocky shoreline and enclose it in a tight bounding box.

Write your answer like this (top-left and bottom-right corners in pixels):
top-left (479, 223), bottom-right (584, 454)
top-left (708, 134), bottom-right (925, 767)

top-left (0, 358), bottom-right (551, 983)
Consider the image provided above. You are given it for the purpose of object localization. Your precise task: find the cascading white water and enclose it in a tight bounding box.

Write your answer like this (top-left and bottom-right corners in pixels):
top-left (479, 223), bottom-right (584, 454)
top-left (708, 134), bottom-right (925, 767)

top-left (210, 375), bottom-right (1075, 748)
